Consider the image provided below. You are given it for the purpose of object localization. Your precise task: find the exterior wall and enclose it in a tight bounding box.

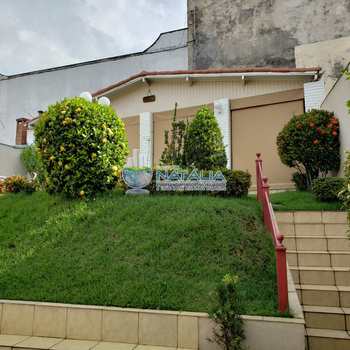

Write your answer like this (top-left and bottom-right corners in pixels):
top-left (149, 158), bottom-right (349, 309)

top-left (0, 29), bottom-right (188, 146)
top-left (0, 143), bottom-right (26, 176)
top-left (0, 299), bottom-right (306, 350)
top-left (321, 75), bottom-right (350, 175)
top-left (231, 90), bottom-right (305, 189)
top-left (112, 77), bottom-right (309, 118)
top-left (295, 37), bottom-right (350, 94)
top-left (187, 0), bottom-right (350, 69)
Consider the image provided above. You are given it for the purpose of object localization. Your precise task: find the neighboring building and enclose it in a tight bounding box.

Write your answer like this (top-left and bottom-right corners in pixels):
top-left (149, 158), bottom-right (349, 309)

top-left (0, 28), bottom-right (188, 146)
top-left (187, 0), bottom-right (350, 70)
top-left (93, 67), bottom-right (319, 189)
top-left (321, 71), bottom-right (350, 174)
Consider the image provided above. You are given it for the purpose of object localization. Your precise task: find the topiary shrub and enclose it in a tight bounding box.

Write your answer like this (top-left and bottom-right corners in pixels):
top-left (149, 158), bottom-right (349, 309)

top-left (35, 97), bottom-right (129, 198)
top-left (292, 172), bottom-right (308, 191)
top-left (312, 177), bottom-right (345, 202)
top-left (277, 109), bottom-right (340, 189)
top-left (4, 176), bottom-right (35, 193)
top-left (221, 169), bottom-right (251, 198)
top-left (183, 107), bottom-right (227, 170)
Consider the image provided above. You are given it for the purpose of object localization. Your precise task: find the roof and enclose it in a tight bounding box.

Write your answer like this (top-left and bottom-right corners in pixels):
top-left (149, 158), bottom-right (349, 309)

top-left (92, 67), bottom-right (321, 97)
top-left (1, 28), bottom-right (188, 80)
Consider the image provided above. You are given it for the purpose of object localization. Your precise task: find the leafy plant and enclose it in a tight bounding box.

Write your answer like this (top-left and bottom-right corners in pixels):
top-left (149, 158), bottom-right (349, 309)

top-left (4, 176), bottom-right (35, 193)
top-left (160, 103), bottom-right (188, 166)
top-left (183, 107), bottom-right (227, 170)
top-left (209, 274), bottom-right (245, 350)
top-left (20, 144), bottom-right (47, 187)
top-left (292, 172), bottom-right (308, 191)
top-left (221, 169), bottom-right (251, 197)
top-left (312, 177), bottom-right (344, 202)
top-left (277, 109), bottom-right (340, 189)
top-left (35, 97), bottom-right (129, 198)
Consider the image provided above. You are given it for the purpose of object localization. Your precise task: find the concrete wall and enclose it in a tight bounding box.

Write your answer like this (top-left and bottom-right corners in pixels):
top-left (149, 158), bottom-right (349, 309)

top-left (0, 299), bottom-right (306, 350)
top-left (296, 37), bottom-right (350, 94)
top-left (321, 75), bottom-right (350, 175)
top-left (0, 143), bottom-right (26, 176)
top-left (0, 29), bottom-right (188, 146)
top-left (188, 0), bottom-right (350, 69)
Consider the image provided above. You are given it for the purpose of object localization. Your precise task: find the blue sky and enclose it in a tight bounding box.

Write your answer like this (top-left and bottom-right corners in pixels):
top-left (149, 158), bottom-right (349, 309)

top-left (0, 0), bottom-right (187, 75)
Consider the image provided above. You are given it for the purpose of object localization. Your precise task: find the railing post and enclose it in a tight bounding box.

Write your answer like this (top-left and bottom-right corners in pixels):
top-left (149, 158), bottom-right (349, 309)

top-left (276, 245), bottom-right (288, 313)
top-left (262, 177), bottom-right (271, 231)
top-left (256, 153), bottom-right (262, 202)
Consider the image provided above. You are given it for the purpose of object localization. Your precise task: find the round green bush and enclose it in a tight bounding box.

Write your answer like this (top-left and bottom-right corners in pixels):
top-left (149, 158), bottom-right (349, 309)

top-left (35, 97), bottom-right (129, 198)
top-left (183, 107), bottom-right (227, 170)
top-left (312, 177), bottom-right (344, 202)
top-left (277, 109), bottom-right (340, 189)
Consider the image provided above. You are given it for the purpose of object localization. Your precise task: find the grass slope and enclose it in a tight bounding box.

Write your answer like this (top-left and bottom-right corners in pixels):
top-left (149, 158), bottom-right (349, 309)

top-left (270, 191), bottom-right (343, 211)
top-left (0, 192), bottom-right (277, 315)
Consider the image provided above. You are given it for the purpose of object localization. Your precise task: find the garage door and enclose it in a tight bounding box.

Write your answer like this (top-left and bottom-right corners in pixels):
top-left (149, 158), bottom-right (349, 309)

top-left (231, 100), bottom-right (304, 189)
top-left (123, 116), bottom-right (140, 155)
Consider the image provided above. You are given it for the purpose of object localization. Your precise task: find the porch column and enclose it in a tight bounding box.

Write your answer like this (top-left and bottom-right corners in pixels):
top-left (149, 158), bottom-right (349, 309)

top-left (139, 112), bottom-right (153, 167)
top-left (214, 98), bottom-right (231, 168)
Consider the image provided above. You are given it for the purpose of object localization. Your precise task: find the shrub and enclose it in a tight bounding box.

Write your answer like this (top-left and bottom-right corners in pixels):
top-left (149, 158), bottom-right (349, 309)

top-left (4, 176), bottom-right (35, 193)
top-left (209, 274), bottom-right (245, 350)
top-left (221, 169), bottom-right (251, 197)
top-left (20, 145), bottom-right (47, 187)
top-left (312, 177), bottom-right (345, 202)
top-left (35, 97), bottom-right (129, 198)
top-left (0, 179), bottom-right (4, 193)
top-left (160, 103), bottom-right (188, 166)
top-left (183, 107), bottom-right (227, 170)
top-left (277, 109), bottom-right (340, 189)
top-left (292, 172), bottom-right (308, 191)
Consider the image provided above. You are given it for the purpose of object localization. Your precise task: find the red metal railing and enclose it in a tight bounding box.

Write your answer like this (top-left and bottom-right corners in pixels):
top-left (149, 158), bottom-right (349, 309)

top-left (256, 153), bottom-right (288, 313)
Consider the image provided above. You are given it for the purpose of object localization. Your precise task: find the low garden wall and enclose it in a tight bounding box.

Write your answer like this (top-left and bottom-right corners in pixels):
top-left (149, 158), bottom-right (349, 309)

top-left (0, 299), bottom-right (305, 350)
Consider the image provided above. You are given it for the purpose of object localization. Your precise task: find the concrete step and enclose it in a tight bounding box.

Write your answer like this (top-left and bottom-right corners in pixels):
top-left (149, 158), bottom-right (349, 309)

top-left (0, 335), bottom-right (179, 350)
top-left (303, 305), bottom-right (350, 331)
top-left (290, 266), bottom-right (350, 286)
top-left (284, 236), bottom-right (350, 252)
top-left (296, 284), bottom-right (350, 307)
top-left (287, 250), bottom-right (350, 268)
top-left (306, 328), bottom-right (350, 350)
top-left (279, 222), bottom-right (349, 237)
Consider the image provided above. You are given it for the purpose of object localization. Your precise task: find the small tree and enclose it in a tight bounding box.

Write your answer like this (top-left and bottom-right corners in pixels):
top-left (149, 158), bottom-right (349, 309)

top-left (277, 109), bottom-right (340, 189)
top-left (209, 274), bottom-right (245, 350)
top-left (160, 103), bottom-right (187, 166)
top-left (183, 107), bottom-right (227, 169)
top-left (35, 97), bottom-right (129, 198)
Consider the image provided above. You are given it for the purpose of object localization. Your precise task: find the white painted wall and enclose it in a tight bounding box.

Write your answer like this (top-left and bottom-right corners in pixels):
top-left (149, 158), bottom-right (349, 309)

top-left (0, 29), bottom-right (188, 146)
top-left (321, 75), bottom-right (350, 175)
top-left (214, 98), bottom-right (231, 167)
top-left (304, 80), bottom-right (325, 111)
top-left (139, 112), bottom-right (153, 167)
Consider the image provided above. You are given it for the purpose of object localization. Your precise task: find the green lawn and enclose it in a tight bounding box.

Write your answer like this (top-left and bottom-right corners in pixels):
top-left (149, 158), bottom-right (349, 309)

top-left (270, 191), bottom-right (343, 211)
top-left (0, 192), bottom-right (278, 315)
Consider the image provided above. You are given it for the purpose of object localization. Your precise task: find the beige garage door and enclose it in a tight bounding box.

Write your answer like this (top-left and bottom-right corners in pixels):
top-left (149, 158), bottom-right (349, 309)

top-left (123, 116), bottom-right (139, 155)
top-left (231, 100), bottom-right (304, 189)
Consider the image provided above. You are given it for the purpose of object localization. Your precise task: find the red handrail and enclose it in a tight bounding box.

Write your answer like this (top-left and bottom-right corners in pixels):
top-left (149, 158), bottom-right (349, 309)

top-left (256, 153), bottom-right (288, 313)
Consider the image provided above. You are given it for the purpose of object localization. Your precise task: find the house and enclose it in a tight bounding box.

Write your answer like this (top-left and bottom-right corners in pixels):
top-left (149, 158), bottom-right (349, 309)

top-left (92, 67), bottom-right (320, 189)
top-left (321, 67), bottom-right (350, 174)
top-left (0, 28), bottom-right (188, 146)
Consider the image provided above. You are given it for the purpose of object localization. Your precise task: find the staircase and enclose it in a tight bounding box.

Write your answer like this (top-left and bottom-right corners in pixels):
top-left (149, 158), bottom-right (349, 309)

top-left (277, 211), bottom-right (350, 350)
